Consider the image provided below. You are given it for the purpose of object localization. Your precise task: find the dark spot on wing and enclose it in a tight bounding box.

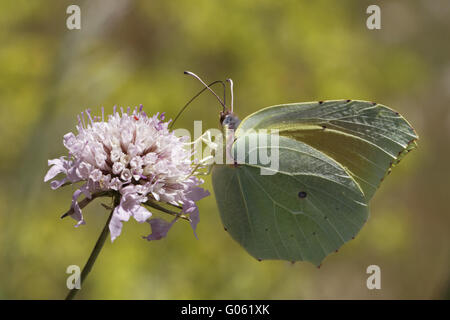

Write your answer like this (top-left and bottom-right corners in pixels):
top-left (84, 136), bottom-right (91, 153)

top-left (298, 191), bottom-right (307, 198)
top-left (318, 101), bottom-right (324, 104)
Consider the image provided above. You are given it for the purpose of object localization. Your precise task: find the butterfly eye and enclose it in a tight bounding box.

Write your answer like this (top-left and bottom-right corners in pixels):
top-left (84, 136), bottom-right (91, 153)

top-left (223, 114), bottom-right (241, 129)
top-left (298, 191), bottom-right (307, 198)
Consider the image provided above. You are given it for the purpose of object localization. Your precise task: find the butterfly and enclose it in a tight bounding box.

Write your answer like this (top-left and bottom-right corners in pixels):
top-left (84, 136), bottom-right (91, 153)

top-left (181, 72), bottom-right (418, 266)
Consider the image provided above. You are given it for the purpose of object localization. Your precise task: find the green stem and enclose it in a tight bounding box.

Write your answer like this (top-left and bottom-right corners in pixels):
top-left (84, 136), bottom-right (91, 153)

top-left (65, 201), bottom-right (116, 300)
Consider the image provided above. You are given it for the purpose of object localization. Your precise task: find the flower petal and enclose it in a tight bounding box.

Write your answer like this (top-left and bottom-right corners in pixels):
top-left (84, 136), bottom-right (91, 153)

top-left (181, 187), bottom-right (209, 238)
top-left (50, 177), bottom-right (68, 190)
top-left (143, 218), bottom-right (175, 241)
top-left (186, 187), bottom-right (210, 202)
top-left (70, 189), bottom-right (86, 227)
top-left (132, 205), bottom-right (152, 223)
top-left (188, 206), bottom-right (200, 239)
top-left (44, 158), bottom-right (66, 182)
top-left (114, 202), bottom-right (132, 222)
top-left (109, 207), bottom-right (125, 242)
top-left (182, 202), bottom-right (200, 239)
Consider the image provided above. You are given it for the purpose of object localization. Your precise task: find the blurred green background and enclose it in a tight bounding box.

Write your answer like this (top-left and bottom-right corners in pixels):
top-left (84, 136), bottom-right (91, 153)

top-left (0, 0), bottom-right (449, 299)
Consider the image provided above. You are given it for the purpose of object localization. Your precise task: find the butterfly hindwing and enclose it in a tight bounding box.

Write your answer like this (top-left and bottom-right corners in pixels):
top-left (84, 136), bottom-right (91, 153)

top-left (212, 134), bottom-right (368, 265)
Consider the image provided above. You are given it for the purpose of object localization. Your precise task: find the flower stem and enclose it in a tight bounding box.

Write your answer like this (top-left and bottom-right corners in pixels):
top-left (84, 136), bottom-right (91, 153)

top-left (65, 201), bottom-right (116, 300)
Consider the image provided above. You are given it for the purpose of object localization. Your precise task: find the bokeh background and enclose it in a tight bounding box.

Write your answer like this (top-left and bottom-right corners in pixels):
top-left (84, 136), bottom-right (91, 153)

top-left (0, 0), bottom-right (449, 299)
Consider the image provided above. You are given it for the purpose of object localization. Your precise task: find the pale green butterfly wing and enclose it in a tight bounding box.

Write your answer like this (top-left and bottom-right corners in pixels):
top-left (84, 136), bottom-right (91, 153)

top-left (212, 133), bottom-right (369, 265)
top-left (235, 100), bottom-right (418, 200)
top-left (212, 100), bottom-right (417, 264)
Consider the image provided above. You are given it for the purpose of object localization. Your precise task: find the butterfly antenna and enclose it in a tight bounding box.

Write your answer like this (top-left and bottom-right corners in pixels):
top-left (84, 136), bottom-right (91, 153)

top-left (226, 78), bottom-right (234, 112)
top-left (184, 71), bottom-right (226, 110)
top-left (169, 79), bottom-right (226, 129)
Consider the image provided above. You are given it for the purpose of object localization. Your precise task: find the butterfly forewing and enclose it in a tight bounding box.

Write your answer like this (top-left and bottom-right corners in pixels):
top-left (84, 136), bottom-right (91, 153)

top-left (235, 100), bottom-right (418, 200)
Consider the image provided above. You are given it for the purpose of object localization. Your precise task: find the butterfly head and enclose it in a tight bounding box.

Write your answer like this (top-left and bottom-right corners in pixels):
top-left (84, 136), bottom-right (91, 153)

top-left (181, 71), bottom-right (240, 129)
top-left (220, 110), bottom-right (241, 130)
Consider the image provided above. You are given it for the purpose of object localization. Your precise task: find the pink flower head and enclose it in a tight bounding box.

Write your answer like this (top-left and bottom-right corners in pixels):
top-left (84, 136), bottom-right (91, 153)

top-left (45, 106), bottom-right (209, 242)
